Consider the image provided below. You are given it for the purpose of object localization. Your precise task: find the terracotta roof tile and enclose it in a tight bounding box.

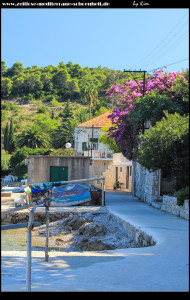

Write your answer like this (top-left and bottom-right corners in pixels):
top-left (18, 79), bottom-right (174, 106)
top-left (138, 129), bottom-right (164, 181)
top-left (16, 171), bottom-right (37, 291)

top-left (77, 111), bottom-right (112, 128)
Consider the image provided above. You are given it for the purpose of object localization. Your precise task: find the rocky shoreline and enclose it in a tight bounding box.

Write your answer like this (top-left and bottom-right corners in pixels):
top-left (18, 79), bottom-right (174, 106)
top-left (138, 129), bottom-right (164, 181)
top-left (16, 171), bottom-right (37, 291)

top-left (35, 210), bottom-right (139, 251)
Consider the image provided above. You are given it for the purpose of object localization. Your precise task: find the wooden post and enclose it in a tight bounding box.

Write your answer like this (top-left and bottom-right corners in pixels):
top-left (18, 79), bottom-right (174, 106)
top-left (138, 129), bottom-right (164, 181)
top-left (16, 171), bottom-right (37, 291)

top-left (102, 178), bottom-right (105, 206)
top-left (45, 201), bottom-right (50, 262)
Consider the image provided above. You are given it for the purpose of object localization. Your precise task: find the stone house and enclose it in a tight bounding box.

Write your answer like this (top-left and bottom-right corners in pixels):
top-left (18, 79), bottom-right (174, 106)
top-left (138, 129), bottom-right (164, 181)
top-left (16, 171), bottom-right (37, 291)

top-left (73, 112), bottom-right (133, 192)
top-left (73, 111), bottom-right (112, 156)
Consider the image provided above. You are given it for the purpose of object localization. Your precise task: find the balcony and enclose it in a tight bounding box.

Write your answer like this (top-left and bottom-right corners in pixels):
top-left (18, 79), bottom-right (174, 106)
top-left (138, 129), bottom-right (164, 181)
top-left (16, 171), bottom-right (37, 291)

top-left (93, 150), bottom-right (113, 160)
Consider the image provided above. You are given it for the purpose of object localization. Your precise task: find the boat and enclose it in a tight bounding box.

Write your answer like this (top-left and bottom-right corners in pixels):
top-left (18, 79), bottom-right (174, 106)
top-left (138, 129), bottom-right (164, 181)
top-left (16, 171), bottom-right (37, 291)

top-left (30, 182), bottom-right (91, 206)
top-left (51, 184), bottom-right (91, 206)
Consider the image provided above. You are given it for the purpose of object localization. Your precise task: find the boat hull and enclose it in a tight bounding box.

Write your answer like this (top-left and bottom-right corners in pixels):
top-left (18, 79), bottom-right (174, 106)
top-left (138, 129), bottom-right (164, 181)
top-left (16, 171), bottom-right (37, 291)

top-left (51, 184), bottom-right (91, 206)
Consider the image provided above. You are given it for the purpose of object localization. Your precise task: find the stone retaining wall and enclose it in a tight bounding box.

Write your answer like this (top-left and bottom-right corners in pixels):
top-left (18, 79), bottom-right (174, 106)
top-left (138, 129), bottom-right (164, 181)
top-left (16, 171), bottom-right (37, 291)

top-left (1, 210), bottom-right (156, 248)
top-left (161, 196), bottom-right (189, 220)
top-left (1, 210), bottom-right (69, 224)
top-left (110, 213), bottom-right (156, 247)
top-left (151, 196), bottom-right (189, 220)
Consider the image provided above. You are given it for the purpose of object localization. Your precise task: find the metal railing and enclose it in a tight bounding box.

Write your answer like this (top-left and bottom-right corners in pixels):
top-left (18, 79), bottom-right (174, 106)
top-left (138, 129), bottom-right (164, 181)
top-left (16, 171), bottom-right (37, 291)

top-left (1, 177), bottom-right (105, 291)
top-left (1, 195), bottom-right (50, 292)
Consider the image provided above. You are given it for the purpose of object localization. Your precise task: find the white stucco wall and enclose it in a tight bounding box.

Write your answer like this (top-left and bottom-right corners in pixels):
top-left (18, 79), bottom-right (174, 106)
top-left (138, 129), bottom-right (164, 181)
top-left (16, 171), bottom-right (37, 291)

top-left (73, 127), bottom-right (110, 154)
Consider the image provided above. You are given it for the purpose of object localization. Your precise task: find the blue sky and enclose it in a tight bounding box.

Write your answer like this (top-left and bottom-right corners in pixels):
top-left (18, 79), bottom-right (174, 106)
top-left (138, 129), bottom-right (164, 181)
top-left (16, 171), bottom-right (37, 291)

top-left (1, 8), bottom-right (189, 73)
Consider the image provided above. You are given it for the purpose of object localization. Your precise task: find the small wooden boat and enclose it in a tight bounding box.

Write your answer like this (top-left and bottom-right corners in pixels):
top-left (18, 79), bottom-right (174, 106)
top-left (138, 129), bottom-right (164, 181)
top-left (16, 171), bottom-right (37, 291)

top-left (51, 184), bottom-right (91, 206)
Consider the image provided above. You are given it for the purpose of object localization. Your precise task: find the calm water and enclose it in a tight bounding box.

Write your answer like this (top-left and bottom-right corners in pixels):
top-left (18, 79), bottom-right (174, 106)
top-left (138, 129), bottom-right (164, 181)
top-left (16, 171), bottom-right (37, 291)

top-left (1, 227), bottom-right (66, 251)
top-left (1, 227), bottom-right (45, 251)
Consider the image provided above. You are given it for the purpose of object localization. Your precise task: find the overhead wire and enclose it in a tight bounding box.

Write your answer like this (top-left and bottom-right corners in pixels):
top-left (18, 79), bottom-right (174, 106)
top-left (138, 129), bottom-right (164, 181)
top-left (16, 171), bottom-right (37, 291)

top-left (145, 21), bottom-right (188, 66)
top-left (148, 58), bottom-right (189, 73)
top-left (130, 11), bottom-right (188, 70)
top-left (146, 29), bottom-right (188, 67)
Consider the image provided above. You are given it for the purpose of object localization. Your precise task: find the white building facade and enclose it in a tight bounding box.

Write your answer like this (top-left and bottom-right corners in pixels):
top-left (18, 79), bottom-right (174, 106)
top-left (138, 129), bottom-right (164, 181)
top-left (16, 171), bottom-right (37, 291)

top-left (73, 112), bottom-right (133, 192)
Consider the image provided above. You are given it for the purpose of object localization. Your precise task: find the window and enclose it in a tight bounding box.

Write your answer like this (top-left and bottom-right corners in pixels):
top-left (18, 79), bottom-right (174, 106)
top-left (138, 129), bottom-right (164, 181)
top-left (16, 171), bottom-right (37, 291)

top-left (126, 166), bottom-right (129, 189)
top-left (82, 142), bottom-right (89, 151)
top-left (90, 138), bottom-right (98, 150)
top-left (120, 167), bottom-right (122, 172)
top-left (130, 166), bottom-right (132, 176)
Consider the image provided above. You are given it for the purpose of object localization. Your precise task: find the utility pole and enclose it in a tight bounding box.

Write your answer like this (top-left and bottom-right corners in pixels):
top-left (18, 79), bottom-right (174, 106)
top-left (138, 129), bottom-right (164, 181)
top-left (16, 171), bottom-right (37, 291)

top-left (124, 69), bottom-right (147, 198)
top-left (124, 69), bottom-right (147, 134)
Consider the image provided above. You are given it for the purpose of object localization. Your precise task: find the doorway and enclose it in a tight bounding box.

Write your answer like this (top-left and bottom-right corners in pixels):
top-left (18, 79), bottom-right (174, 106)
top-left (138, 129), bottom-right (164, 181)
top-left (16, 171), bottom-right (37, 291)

top-left (50, 166), bottom-right (68, 182)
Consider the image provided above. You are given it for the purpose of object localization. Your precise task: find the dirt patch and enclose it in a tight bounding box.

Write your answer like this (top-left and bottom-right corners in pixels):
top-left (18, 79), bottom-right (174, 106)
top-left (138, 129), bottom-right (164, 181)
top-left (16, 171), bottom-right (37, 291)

top-left (34, 211), bottom-right (138, 251)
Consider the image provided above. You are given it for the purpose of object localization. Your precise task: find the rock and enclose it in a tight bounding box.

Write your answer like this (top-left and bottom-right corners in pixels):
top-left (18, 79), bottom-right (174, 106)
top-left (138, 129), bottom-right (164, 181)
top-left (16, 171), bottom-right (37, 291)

top-left (78, 221), bottom-right (107, 236)
top-left (76, 238), bottom-right (112, 251)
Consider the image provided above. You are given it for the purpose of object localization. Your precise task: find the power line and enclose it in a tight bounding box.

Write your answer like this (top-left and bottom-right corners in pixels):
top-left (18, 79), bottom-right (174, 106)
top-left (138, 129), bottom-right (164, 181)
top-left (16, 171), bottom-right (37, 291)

top-left (146, 30), bottom-right (188, 67)
top-left (145, 21), bottom-right (188, 66)
top-left (148, 58), bottom-right (189, 72)
top-left (131, 12), bottom-right (188, 69)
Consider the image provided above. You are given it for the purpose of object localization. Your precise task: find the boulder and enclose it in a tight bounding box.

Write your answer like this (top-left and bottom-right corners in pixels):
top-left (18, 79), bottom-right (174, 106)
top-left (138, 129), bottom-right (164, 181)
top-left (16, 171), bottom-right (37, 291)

top-left (78, 221), bottom-right (107, 237)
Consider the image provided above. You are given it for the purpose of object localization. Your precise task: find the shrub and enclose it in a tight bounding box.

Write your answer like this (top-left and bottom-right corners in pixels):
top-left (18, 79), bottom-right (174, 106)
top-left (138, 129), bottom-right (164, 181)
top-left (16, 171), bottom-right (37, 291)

top-left (177, 186), bottom-right (189, 206)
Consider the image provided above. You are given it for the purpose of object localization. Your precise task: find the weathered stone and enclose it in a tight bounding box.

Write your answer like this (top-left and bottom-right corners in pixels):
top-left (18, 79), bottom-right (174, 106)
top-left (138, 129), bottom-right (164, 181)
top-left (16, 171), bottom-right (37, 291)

top-left (78, 221), bottom-right (107, 236)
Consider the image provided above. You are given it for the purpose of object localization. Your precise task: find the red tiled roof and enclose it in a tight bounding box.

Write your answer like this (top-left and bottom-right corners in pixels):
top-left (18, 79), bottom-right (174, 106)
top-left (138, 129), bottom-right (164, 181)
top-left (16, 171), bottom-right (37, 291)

top-left (77, 111), bottom-right (112, 128)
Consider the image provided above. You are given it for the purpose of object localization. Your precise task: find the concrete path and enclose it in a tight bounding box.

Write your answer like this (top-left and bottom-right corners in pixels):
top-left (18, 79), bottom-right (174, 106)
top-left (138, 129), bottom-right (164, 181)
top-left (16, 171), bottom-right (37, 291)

top-left (1, 192), bottom-right (189, 292)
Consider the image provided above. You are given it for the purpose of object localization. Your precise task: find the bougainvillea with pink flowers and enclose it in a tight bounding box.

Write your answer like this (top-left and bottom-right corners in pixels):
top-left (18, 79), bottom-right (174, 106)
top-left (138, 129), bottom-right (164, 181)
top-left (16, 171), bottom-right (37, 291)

top-left (106, 68), bottom-right (189, 161)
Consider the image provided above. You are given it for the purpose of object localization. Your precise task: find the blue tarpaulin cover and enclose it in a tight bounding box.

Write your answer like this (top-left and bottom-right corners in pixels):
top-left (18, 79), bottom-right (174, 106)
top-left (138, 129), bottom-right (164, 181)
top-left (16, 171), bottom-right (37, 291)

top-left (31, 182), bottom-right (62, 193)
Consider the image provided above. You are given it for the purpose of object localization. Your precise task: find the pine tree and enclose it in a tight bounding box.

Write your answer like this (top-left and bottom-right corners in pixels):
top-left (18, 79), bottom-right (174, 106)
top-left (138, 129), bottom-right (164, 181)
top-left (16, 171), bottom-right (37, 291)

top-left (7, 118), bottom-right (15, 154)
top-left (61, 99), bottom-right (73, 121)
top-left (53, 100), bottom-right (74, 149)
top-left (4, 123), bottom-right (9, 151)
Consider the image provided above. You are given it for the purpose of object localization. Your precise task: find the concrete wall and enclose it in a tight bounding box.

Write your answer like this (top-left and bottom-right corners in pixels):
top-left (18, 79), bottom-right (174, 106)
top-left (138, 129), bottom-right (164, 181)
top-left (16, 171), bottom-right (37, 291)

top-left (27, 156), bottom-right (92, 184)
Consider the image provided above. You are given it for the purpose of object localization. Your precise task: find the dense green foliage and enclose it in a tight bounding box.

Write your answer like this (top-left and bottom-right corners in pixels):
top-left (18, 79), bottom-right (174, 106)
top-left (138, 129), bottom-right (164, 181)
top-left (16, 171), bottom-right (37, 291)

top-left (10, 147), bottom-right (51, 179)
top-left (104, 69), bottom-right (189, 190)
top-left (177, 186), bottom-right (189, 206)
top-left (136, 112), bottom-right (189, 188)
top-left (1, 60), bottom-right (135, 178)
top-left (1, 60), bottom-right (133, 105)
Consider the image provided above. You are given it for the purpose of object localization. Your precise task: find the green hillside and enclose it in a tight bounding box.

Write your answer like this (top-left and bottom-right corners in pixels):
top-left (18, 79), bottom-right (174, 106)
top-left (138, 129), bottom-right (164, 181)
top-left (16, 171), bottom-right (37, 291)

top-left (1, 60), bottom-right (142, 178)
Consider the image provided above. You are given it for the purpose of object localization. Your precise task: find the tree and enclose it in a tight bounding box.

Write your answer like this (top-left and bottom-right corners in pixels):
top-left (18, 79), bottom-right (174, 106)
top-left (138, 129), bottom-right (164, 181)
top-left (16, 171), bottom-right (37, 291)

top-left (7, 62), bottom-right (24, 77)
top-left (1, 149), bottom-right (11, 174)
top-left (16, 123), bottom-right (51, 149)
top-left (67, 78), bottom-right (80, 100)
top-left (99, 125), bottom-right (120, 153)
top-left (1, 77), bottom-right (12, 98)
top-left (10, 146), bottom-right (49, 178)
top-left (11, 75), bottom-right (25, 96)
top-left (74, 107), bottom-right (89, 124)
top-left (136, 112), bottom-right (189, 188)
top-left (107, 69), bottom-right (189, 160)
top-left (52, 68), bottom-right (70, 96)
top-left (59, 99), bottom-right (73, 120)
top-left (7, 118), bottom-right (16, 154)
top-left (3, 123), bottom-right (9, 152)
top-left (53, 100), bottom-right (74, 148)
top-left (1, 60), bottom-right (7, 75)
top-left (79, 77), bottom-right (99, 119)
top-left (23, 73), bottom-right (43, 95)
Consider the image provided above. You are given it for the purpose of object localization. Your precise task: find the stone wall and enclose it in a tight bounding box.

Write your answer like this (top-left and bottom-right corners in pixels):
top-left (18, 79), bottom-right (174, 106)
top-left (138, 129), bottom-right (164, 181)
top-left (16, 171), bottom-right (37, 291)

top-left (1, 209), bottom-right (156, 248)
top-left (151, 196), bottom-right (189, 220)
top-left (134, 162), bottom-right (160, 203)
top-left (161, 195), bottom-right (189, 220)
top-left (1, 210), bottom-right (71, 224)
top-left (111, 213), bottom-right (156, 247)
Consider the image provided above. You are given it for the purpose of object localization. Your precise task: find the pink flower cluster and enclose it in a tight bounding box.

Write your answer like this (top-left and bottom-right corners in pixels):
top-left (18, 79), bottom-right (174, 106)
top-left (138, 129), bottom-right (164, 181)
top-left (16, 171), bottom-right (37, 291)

top-left (106, 68), bottom-right (188, 160)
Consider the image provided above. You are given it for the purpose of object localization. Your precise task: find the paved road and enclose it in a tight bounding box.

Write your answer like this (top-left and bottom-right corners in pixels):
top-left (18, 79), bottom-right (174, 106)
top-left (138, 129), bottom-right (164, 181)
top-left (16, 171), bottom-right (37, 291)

top-left (1, 192), bottom-right (189, 292)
